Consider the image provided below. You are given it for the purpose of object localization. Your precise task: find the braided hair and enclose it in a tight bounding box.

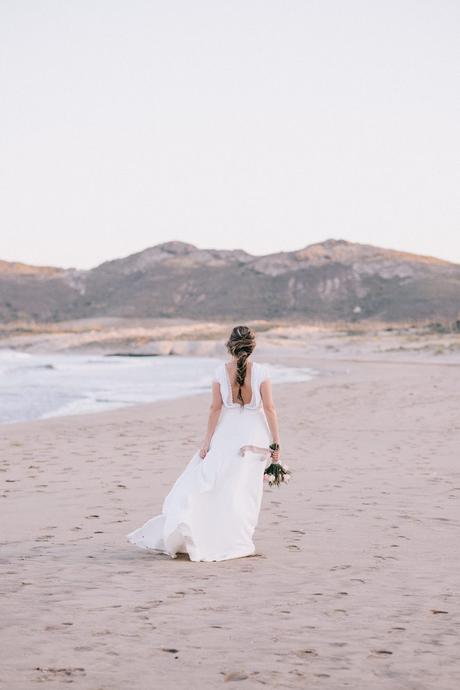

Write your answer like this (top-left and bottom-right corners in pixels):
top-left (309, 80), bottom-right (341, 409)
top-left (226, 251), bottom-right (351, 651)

top-left (225, 325), bottom-right (256, 406)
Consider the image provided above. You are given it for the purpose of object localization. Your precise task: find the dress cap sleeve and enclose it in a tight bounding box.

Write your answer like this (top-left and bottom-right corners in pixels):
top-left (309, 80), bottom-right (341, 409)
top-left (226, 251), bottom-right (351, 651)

top-left (212, 362), bottom-right (222, 383)
top-left (258, 363), bottom-right (270, 383)
top-left (260, 364), bottom-right (270, 383)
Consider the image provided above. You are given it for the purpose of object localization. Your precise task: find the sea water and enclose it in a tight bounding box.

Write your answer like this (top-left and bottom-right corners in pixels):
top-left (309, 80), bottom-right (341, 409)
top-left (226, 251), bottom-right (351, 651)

top-left (0, 349), bottom-right (315, 424)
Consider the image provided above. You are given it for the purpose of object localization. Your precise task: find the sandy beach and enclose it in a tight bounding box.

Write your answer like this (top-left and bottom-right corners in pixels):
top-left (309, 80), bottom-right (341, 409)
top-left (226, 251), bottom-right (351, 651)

top-left (1, 352), bottom-right (459, 689)
top-left (2, 0), bottom-right (458, 685)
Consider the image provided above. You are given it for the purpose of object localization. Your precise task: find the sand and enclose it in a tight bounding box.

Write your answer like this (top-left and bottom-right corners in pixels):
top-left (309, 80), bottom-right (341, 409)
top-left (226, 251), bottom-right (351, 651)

top-left (1, 354), bottom-right (459, 689)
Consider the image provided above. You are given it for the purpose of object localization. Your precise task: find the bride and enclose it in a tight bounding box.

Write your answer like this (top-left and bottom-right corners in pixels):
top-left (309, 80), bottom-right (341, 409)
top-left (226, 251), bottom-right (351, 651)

top-left (126, 325), bottom-right (281, 562)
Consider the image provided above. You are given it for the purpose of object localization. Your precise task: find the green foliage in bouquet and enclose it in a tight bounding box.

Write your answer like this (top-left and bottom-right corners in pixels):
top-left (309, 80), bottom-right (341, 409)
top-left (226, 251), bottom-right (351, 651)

top-left (264, 443), bottom-right (292, 487)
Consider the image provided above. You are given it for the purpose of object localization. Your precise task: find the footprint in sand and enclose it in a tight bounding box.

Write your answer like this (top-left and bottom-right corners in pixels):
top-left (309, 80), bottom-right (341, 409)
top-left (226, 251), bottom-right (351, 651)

top-left (294, 649), bottom-right (318, 658)
top-left (223, 671), bottom-right (249, 681)
top-left (92, 630), bottom-right (112, 637)
top-left (34, 666), bottom-right (86, 680)
top-left (134, 601), bottom-right (163, 612)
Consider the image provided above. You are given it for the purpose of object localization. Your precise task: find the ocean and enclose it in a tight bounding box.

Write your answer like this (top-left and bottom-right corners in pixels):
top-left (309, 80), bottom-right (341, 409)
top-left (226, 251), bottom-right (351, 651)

top-left (0, 349), bottom-right (315, 424)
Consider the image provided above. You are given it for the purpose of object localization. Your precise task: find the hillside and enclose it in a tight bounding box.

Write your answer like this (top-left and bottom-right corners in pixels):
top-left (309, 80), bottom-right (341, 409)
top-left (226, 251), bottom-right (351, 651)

top-left (1, 239), bottom-right (459, 323)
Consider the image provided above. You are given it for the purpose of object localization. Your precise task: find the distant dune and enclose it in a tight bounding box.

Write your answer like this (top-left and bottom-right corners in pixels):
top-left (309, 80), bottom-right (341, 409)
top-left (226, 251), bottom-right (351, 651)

top-left (1, 239), bottom-right (459, 323)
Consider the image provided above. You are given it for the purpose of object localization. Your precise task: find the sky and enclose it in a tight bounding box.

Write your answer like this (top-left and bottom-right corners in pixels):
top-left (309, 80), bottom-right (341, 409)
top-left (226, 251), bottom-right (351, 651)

top-left (0, 0), bottom-right (459, 269)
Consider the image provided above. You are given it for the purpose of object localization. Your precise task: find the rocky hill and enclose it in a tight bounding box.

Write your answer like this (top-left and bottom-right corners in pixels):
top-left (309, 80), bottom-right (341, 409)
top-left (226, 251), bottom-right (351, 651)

top-left (1, 239), bottom-right (459, 323)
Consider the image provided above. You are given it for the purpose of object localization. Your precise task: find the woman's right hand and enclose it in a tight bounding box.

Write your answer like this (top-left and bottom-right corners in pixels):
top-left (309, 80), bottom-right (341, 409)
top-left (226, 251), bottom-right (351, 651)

top-left (199, 445), bottom-right (209, 460)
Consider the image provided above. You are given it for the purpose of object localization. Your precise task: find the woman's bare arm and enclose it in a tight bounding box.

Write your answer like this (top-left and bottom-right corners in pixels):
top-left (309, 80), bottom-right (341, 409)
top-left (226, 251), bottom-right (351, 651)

top-left (200, 382), bottom-right (223, 459)
top-left (260, 379), bottom-right (281, 460)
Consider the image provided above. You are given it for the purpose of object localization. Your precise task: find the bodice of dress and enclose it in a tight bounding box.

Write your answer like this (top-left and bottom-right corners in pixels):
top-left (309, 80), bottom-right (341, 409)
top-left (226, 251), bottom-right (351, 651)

top-left (213, 360), bottom-right (270, 410)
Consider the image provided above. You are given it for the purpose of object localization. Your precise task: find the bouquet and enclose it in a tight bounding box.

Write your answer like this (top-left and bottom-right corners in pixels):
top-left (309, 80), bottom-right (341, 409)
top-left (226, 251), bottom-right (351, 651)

top-left (239, 442), bottom-right (291, 487)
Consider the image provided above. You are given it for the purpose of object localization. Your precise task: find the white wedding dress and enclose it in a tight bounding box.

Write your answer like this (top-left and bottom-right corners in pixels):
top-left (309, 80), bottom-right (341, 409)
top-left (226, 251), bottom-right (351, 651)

top-left (126, 360), bottom-right (272, 562)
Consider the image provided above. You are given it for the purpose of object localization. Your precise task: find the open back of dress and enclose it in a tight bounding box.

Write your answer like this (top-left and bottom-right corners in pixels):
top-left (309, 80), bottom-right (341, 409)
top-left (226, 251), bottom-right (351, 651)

top-left (215, 360), bottom-right (269, 410)
top-left (223, 361), bottom-right (254, 406)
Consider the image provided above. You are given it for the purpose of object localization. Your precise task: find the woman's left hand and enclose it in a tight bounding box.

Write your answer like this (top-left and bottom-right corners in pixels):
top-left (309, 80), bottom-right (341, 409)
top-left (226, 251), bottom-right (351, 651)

top-left (270, 447), bottom-right (280, 462)
top-left (199, 445), bottom-right (209, 459)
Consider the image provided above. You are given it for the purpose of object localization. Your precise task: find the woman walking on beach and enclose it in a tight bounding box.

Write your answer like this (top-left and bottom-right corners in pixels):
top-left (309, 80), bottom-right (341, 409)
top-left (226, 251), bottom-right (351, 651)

top-left (127, 325), bottom-right (281, 562)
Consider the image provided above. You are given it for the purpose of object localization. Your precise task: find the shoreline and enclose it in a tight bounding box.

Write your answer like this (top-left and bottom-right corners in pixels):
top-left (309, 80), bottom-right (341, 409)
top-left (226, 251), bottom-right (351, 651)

top-left (2, 350), bottom-right (458, 429)
top-left (0, 369), bottom-right (322, 430)
top-left (0, 350), bottom-right (318, 426)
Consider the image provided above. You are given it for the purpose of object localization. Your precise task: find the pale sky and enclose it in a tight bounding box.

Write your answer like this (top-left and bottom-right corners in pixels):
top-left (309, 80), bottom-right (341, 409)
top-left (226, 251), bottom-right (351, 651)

top-left (1, 0), bottom-right (459, 269)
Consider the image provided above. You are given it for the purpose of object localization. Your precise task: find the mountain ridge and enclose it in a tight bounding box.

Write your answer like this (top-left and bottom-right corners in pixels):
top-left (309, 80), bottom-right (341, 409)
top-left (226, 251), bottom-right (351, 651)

top-left (1, 239), bottom-right (459, 323)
